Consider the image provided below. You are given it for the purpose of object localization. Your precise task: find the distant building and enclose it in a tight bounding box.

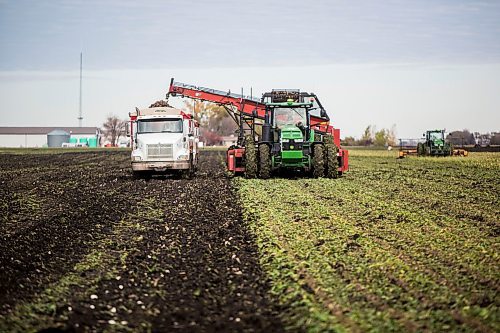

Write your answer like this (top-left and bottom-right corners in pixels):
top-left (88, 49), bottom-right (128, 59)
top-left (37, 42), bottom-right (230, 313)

top-left (0, 127), bottom-right (100, 147)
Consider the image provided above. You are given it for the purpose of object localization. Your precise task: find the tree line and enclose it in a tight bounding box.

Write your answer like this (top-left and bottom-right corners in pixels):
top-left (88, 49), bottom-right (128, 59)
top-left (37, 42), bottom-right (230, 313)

top-left (342, 125), bottom-right (398, 147)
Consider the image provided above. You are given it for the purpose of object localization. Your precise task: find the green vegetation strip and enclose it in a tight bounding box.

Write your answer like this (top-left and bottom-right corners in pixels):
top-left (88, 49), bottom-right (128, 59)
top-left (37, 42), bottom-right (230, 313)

top-left (233, 151), bottom-right (499, 332)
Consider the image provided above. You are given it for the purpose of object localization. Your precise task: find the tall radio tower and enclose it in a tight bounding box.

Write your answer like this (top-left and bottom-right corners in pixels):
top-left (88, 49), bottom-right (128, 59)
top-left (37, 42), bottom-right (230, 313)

top-left (78, 52), bottom-right (83, 127)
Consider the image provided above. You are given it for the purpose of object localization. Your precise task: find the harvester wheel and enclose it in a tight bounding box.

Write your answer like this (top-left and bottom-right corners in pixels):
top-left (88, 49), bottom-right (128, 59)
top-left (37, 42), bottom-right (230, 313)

top-left (259, 144), bottom-right (271, 179)
top-left (325, 143), bottom-right (339, 179)
top-left (312, 144), bottom-right (325, 178)
top-left (448, 144), bottom-right (454, 156)
top-left (417, 143), bottom-right (425, 156)
top-left (244, 135), bottom-right (257, 178)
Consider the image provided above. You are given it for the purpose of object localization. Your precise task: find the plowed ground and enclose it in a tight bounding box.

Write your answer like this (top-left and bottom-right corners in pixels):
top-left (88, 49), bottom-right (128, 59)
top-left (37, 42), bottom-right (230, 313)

top-left (0, 150), bottom-right (284, 332)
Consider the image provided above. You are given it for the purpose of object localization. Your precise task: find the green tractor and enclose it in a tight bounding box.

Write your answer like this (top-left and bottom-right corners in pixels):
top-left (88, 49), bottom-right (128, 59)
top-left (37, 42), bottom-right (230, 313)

top-left (244, 90), bottom-right (348, 178)
top-left (417, 130), bottom-right (452, 156)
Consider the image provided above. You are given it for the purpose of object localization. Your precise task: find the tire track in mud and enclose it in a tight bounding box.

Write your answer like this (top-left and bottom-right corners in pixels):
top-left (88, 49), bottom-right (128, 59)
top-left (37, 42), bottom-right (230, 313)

top-left (0, 151), bottom-right (284, 332)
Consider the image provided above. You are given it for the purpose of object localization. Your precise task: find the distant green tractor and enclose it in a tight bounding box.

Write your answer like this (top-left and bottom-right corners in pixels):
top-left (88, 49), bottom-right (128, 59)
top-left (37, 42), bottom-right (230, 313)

top-left (417, 130), bottom-right (452, 156)
top-left (399, 129), bottom-right (468, 158)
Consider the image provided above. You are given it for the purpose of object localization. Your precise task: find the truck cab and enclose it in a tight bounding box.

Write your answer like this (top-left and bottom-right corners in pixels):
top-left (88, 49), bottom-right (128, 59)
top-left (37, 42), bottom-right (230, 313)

top-left (129, 106), bottom-right (199, 178)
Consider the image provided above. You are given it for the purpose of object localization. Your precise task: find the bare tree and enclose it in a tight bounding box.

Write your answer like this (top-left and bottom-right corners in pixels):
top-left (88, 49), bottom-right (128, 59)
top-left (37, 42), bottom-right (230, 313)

top-left (102, 115), bottom-right (126, 147)
top-left (183, 100), bottom-right (237, 140)
top-left (360, 125), bottom-right (373, 146)
top-left (387, 124), bottom-right (397, 146)
top-left (446, 130), bottom-right (475, 146)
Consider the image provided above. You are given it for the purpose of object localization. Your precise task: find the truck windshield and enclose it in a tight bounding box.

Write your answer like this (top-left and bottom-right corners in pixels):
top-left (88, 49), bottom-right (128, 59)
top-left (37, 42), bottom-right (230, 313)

top-left (138, 119), bottom-right (183, 133)
top-left (273, 107), bottom-right (306, 128)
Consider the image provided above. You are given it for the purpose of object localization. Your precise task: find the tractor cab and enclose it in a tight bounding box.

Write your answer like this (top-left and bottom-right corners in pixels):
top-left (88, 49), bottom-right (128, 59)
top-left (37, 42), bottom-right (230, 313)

top-left (426, 130), bottom-right (445, 147)
top-left (261, 89), bottom-right (323, 142)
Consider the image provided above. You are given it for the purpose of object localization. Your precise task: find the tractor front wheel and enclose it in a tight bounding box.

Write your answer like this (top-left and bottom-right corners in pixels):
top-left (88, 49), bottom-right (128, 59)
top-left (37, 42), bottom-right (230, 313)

top-left (244, 135), bottom-right (257, 178)
top-left (312, 144), bottom-right (325, 178)
top-left (259, 144), bottom-right (271, 179)
top-left (325, 143), bottom-right (339, 179)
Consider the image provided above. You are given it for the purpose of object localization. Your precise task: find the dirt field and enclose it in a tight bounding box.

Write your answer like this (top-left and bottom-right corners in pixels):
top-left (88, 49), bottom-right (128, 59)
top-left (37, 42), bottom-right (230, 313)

top-left (0, 150), bottom-right (283, 332)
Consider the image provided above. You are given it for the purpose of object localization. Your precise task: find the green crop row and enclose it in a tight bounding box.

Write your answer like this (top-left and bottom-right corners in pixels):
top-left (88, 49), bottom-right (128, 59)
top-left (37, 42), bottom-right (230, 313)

top-left (234, 151), bottom-right (499, 332)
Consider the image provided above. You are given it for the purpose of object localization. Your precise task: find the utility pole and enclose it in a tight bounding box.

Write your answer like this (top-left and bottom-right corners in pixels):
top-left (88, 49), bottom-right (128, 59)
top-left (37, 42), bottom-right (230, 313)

top-left (78, 52), bottom-right (83, 127)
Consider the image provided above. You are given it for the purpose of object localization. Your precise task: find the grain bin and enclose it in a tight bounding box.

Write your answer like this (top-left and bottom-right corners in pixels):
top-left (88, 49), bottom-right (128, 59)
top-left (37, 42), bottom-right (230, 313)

top-left (47, 129), bottom-right (70, 147)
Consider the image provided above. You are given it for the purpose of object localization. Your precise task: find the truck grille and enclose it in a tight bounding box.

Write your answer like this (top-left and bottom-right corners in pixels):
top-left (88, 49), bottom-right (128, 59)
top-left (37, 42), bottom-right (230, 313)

top-left (147, 144), bottom-right (173, 159)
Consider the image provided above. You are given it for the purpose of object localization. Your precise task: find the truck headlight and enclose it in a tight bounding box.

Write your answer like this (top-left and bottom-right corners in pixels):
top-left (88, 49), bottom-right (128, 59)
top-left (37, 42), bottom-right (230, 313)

top-left (133, 156), bottom-right (142, 161)
top-left (178, 154), bottom-right (189, 160)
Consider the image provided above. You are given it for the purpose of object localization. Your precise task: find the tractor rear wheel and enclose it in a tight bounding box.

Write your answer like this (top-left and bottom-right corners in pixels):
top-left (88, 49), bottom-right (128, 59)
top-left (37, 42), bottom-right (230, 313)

top-left (244, 135), bottom-right (257, 178)
top-left (325, 143), bottom-right (339, 178)
top-left (312, 144), bottom-right (325, 178)
top-left (259, 144), bottom-right (271, 179)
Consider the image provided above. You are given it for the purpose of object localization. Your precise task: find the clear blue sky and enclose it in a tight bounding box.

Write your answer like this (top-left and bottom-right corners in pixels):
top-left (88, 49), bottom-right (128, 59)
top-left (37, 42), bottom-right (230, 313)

top-left (0, 0), bottom-right (499, 138)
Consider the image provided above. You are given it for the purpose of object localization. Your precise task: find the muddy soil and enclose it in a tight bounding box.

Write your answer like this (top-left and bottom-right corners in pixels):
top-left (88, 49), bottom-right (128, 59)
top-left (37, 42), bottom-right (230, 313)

top-left (0, 150), bottom-right (284, 332)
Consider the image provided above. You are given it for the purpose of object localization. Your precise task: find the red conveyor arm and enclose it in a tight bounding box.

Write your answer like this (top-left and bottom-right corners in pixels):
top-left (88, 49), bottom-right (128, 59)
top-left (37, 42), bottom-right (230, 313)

top-left (167, 78), bottom-right (334, 134)
top-left (167, 79), bottom-right (266, 119)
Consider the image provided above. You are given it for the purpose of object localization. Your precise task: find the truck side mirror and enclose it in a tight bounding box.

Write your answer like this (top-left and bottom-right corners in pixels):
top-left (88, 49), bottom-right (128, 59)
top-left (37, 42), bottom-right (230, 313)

top-left (126, 123), bottom-right (131, 137)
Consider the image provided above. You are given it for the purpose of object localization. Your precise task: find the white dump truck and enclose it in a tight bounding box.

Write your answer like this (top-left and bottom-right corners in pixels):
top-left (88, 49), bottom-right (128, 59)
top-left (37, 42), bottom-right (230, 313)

top-left (129, 104), bottom-right (200, 178)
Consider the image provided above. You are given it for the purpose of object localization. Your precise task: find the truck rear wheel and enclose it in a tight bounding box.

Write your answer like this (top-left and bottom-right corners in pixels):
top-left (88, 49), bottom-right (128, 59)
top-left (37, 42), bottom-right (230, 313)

top-left (312, 144), bottom-right (325, 178)
top-left (133, 171), bottom-right (152, 180)
top-left (259, 144), bottom-right (271, 179)
top-left (325, 143), bottom-right (339, 179)
top-left (244, 135), bottom-right (257, 178)
top-left (182, 153), bottom-right (195, 179)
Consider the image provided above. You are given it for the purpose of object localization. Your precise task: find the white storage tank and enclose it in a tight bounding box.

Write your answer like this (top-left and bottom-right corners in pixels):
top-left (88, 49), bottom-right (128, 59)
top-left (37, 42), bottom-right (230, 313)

top-left (47, 129), bottom-right (70, 147)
